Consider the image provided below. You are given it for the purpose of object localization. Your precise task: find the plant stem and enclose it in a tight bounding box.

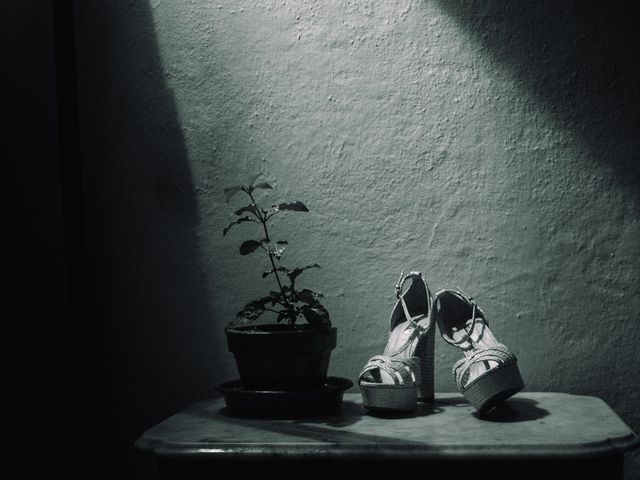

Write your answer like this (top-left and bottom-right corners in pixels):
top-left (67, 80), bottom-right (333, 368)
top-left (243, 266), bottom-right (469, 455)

top-left (248, 191), bottom-right (292, 310)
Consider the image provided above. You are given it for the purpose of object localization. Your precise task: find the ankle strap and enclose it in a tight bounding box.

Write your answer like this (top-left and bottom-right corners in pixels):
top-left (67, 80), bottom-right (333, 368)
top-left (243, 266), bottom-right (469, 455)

top-left (395, 270), bottom-right (432, 333)
top-left (435, 288), bottom-right (487, 349)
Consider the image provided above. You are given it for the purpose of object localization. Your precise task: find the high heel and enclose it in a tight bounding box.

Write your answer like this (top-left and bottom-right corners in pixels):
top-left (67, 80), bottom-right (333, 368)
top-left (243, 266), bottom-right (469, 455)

top-left (432, 288), bottom-right (524, 413)
top-left (358, 271), bottom-right (434, 412)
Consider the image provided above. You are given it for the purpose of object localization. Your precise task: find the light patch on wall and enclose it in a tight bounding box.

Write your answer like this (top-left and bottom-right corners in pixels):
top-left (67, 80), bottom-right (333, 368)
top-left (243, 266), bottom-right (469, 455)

top-left (145, 0), bottom-right (640, 418)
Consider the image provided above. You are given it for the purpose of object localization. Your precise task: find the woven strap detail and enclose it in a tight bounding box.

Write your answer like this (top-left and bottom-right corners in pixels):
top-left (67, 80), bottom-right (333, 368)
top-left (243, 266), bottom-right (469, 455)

top-left (452, 344), bottom-right (515, 391)
top-left (358, 355), bottom-right (417, 386)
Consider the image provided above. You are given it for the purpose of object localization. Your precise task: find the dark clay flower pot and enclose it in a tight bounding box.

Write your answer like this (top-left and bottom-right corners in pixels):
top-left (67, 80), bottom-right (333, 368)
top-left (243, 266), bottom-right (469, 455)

top-left (226, 324), bottom-right (337, 391)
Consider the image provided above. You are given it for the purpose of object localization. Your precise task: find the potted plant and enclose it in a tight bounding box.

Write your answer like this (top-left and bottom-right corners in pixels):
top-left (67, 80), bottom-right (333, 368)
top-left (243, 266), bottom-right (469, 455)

top-left (222, 176), bottom-right (337, 391)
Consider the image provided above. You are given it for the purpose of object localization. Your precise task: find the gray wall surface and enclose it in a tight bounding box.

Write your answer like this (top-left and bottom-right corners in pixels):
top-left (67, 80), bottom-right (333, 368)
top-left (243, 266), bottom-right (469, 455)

top-left (73, 1), bottom-right (639, 478)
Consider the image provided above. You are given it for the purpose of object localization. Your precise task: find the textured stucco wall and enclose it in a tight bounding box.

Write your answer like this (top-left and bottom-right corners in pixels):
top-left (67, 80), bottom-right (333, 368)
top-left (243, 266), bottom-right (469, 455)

top-left (75, 1), bottom-right (639, 478)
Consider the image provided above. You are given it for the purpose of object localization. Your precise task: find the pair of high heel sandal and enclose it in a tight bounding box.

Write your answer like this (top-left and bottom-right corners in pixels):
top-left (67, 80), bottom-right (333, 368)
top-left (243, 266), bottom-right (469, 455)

top-left (358, 271), bottom-right (524, 413)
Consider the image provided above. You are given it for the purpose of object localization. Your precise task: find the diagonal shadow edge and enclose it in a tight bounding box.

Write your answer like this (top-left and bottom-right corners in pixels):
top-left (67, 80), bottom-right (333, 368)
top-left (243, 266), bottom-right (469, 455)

top-left (431, 0), bottom-right (640, 201)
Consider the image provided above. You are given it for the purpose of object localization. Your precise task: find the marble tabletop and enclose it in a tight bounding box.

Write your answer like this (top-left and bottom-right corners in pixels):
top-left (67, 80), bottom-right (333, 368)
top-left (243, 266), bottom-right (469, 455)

top-left (135, 392), bottom-right (639, 461)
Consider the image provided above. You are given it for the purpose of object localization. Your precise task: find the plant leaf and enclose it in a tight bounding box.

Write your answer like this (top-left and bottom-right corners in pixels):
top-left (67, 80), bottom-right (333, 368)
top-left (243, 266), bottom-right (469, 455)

top-left (277, 201), bottom-right (309, 212)
top-left (224, 185), bottom-right (246, 203)
top-left (252, 182), bottom-right (273, 191)
top-left (239, 292), bottom-right (282, 319)
top-left (262, 267), bottom-right (288, 278)
top-left (277, 310), bottom-right (294, 323)
top-left (268, 291), bottom-right (283, 305)
top-left (248, 173), bottom-right (263, 187)
top-left (297, 288), bottom-right (324, 304)
top-left (261, 240), bottom-right (288, 259)
top-left (237, 305), bottom-right (264, 320)
top-left (239, 240), bottom-right (261, 255)
top-left (301, 303), bottom-right (331, 330)
top-left (223, 216), bottom-right (255, 236)
top-left (242, 175), bottom-right (265, 194)
top-left (237, 292), bottom-right (278, 320)
top-left (262, 205), bottom-right (279, 219)
top-left (234, 204), bottom-right (259, 217)
top-left (224, 175), bottom-right (266, 201)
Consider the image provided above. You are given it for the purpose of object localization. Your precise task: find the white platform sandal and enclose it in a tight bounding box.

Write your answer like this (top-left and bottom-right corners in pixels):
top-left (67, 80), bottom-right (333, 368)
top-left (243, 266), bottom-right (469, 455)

top-left (432, 288), bottom-right (524, 413)
top-left (358, 271), bottom-right (434, 412)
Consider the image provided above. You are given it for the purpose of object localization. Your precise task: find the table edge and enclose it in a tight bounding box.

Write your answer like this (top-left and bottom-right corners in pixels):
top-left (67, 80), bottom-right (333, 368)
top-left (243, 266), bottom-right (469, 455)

top-left (135, 431), bottom-right (640, 461)
top-left (135, 392), bottom-right (640, 461)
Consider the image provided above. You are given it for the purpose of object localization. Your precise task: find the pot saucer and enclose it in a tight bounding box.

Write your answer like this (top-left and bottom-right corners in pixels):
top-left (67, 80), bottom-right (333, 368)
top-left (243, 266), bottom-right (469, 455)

top-left (217, 376), bottom-right (353, 418)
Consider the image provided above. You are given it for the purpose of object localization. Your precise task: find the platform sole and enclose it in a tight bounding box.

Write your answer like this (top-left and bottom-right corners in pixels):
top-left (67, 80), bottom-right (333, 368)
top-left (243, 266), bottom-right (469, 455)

top-left (360, 383), bottom-right (418, 412)
top-left (463, 360), bottom-right (524, 413)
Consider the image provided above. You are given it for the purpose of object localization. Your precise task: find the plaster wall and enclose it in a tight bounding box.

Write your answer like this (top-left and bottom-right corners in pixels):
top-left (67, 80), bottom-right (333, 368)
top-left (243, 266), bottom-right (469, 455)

top-left (75, 1), bottom-right (639, 478)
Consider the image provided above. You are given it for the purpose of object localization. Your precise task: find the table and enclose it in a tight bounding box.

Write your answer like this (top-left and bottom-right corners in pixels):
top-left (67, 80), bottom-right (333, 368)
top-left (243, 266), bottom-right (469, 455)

top-left (135, 392), bottom-right (639, 480)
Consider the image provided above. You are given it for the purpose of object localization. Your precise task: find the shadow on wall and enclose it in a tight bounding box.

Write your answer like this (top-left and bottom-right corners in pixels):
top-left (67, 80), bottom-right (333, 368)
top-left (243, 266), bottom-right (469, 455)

top-left (431, 2), bottom-right (640, 477)
top-left (74, 1), bottom-right (219, 478)
top-left (433, 0), bottom-right (640, 196)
